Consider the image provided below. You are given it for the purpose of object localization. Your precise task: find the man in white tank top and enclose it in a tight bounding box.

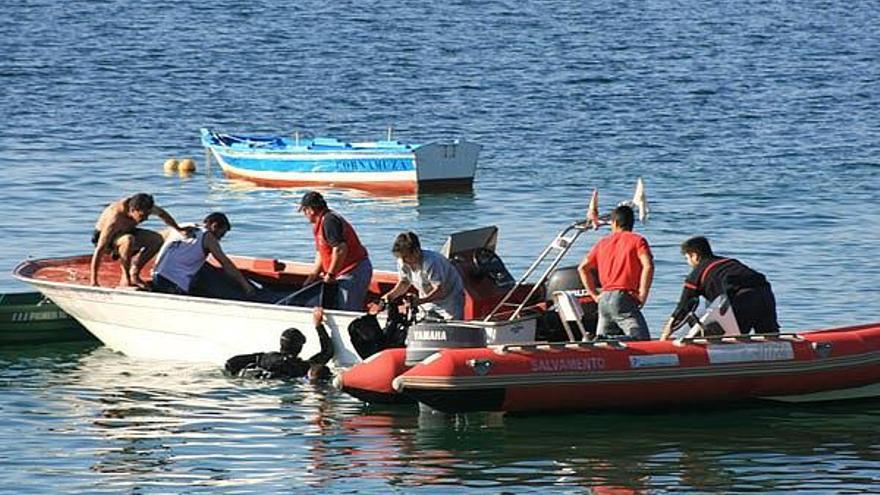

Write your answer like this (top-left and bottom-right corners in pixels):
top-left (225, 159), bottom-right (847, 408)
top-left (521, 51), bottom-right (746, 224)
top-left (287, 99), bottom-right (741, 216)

top-left (151, 212), bottom-right (255, 299)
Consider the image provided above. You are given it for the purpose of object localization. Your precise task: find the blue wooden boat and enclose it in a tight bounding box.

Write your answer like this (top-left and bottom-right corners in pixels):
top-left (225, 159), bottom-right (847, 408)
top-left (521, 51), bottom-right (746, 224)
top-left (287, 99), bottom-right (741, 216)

top-left (200, 128), bottom-right (480, 194)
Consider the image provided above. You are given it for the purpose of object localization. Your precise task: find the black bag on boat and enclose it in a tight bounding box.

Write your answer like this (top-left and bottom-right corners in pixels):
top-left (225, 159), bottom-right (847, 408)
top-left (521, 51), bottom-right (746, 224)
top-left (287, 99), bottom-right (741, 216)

top-left (382, 301), bottom-right (411, 348)
top-left (347, 301), bottom-right (414, 359)
top-left (349, 314), bottom-right (385, 359)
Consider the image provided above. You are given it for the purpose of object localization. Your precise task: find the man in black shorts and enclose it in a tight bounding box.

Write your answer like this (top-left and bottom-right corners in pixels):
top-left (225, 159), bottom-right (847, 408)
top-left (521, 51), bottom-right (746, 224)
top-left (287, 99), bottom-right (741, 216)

top-left (90, 193), bottom-right (189, 288)
top-left (660, 236), bottom-right (780, 340)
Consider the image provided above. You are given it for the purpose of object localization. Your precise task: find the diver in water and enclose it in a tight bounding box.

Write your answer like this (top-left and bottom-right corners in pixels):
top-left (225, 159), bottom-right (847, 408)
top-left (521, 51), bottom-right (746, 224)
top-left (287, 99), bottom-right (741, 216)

top-left (225, 307), bottom-right (333, 381)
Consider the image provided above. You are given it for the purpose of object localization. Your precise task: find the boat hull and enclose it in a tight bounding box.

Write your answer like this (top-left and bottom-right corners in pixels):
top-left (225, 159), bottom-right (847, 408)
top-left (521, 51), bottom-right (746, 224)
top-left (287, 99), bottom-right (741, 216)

top-left (337, 316), bottom-right (539, 404)
top-left (393, 325), bottom-right (880, 413)
top-left (336, 348), bottom-right (417, 404)
top-left (20, 279), bottom-right (370, 366)
top-left (0, 292), bottom-right (94, 345)
top-left (11, 255), bottom-right (397, 366)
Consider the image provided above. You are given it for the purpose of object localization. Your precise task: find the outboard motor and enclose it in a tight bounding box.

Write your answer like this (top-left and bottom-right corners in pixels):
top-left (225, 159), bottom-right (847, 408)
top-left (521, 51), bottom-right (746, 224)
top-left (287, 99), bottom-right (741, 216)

top-left (405, 321), bottom-right (487, 366)
top-left (541, 265), bottom-right (598, 341)
top-left (544, 265), bottom-right (585, 300)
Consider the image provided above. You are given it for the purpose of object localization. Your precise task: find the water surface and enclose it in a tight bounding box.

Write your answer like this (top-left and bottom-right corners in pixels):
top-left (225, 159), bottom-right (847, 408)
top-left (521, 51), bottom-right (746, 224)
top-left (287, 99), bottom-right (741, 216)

top-left (1, 0), bottom-right (879, 492)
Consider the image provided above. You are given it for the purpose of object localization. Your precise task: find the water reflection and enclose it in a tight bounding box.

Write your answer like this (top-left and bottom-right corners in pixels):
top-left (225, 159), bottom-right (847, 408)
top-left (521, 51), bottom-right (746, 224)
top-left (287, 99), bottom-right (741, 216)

top-left (3, 342), bottom-right (880, 493)
top-left (339, 404), bottom-right (880, 493)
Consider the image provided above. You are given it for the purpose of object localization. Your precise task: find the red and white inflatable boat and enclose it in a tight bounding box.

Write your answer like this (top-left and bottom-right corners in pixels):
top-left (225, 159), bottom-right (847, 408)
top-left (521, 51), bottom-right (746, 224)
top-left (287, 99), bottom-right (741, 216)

top-left (378, 323), bottom-right (880, 413)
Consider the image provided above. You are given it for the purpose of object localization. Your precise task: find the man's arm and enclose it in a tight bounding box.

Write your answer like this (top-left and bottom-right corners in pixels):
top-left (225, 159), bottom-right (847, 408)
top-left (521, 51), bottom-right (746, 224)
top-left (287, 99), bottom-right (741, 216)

top-left (382, 279), bottom-right (412, 303)
top-left (637, 251), bottom-right (654, 306)
top-left (151, 206), bottom-right (186, 233)
top-left (305, 252), bottom-right (323, 285)
top-left (307, 307), bottom-right (334, 365)
top-left (90, 227), bottom-right (129, 286)
top-left (89, 230), bottom-right (111, 286)
top-left (660, 284), bottom-right (700, 340)
top-left (577, 255), bottom-right (601, 302)
top-left (324, 242), bottom-right (349, 282)
top-left (203, 233), bottom-right (255, 295)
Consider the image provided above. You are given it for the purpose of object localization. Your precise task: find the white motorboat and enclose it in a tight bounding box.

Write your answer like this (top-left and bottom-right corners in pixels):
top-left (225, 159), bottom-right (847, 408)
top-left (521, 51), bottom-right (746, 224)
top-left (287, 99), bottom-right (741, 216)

top-left (12, 226), bottom-right (540, 367)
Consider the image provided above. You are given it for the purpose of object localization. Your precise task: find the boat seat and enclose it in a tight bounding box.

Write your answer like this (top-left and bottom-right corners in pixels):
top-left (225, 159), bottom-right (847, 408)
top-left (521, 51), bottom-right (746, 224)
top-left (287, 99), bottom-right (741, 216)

top-left (552, 290), bottom-right (586, 342)
top-left (248, 258), bottom-right (285, 273)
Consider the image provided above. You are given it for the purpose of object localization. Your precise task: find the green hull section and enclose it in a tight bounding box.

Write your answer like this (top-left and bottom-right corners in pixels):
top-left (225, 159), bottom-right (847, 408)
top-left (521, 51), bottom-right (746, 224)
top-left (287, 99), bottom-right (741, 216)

top-left (0, 292), bottom-right (95, 345)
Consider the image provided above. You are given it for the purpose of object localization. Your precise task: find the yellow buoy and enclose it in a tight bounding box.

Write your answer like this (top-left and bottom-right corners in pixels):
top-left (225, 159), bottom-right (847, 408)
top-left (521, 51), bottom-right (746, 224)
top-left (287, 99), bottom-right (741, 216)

top-left (163, 158), bottom-right (179, 174)
top-left (178, 157), bottom-right (196, 173)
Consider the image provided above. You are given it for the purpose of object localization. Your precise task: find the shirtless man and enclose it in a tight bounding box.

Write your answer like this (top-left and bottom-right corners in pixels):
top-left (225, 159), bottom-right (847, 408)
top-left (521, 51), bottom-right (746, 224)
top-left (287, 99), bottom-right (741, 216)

top-left (90, 193), bottom-right (188, 288)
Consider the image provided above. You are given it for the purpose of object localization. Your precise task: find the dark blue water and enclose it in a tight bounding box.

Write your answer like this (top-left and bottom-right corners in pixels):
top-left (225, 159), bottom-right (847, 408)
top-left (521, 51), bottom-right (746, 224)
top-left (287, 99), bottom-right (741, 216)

top-left (1, 0), bottom-right (879, 492)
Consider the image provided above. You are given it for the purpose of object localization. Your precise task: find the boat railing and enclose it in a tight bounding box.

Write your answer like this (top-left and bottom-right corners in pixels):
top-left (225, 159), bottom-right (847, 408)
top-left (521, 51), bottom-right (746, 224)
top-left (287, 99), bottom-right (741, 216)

top-left (493, 340), bottom-right (628, 354)
top-left (674, 333), bottom-right (805, 345)
top-left (483, 220), bottom-right (594, 323)
top-left (492, 333), bottom-right (806, 354)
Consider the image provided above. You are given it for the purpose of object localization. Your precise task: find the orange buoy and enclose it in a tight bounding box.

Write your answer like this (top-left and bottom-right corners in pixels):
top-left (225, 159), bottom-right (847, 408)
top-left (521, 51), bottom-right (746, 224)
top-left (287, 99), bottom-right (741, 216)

top-left (178, 157), bottom-right (196, 173)
top-left (163, 158), bottom-right (179, 174)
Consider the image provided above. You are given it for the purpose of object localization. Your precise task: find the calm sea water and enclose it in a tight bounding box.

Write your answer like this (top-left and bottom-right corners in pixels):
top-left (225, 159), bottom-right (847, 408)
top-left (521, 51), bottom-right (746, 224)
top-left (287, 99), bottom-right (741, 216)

top-left (1, 0), bottom-right (879, 492)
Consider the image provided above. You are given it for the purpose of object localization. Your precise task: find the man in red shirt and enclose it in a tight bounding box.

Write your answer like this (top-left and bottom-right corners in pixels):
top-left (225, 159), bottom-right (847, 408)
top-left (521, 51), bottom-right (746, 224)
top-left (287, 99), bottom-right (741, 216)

top-left (577, 205), bottom-right (654, 340)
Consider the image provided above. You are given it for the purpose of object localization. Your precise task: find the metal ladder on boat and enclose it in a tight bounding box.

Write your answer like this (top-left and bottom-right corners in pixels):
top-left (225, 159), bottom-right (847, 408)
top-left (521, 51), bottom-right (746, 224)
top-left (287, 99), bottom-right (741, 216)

top-left (483, 219), bottom-right (595, 322)
top-left (483, 178), bottom-right (648, 322)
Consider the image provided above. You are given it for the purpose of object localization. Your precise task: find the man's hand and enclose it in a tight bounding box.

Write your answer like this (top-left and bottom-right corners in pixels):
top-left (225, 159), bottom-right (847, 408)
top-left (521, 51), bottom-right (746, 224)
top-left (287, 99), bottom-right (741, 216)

top-left (403, 294), bottom-right (419, 310)
top-left (322, 272), bottom-right (336, 284)
top-left (304, 271), bottom-right (320, 286)
top-left (313, 306), bottom-right (325, 327)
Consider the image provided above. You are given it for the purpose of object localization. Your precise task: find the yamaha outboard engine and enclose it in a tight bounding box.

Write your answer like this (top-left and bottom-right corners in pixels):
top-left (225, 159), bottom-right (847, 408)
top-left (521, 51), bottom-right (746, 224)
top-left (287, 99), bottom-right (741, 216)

top-left (405, 320), bottom-right (488, 366)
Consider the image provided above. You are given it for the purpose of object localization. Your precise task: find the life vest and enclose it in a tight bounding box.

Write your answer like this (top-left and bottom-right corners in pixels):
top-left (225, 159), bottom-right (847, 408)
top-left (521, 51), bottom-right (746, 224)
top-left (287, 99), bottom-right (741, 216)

top-left (313, 210), bottom-right (368, 275)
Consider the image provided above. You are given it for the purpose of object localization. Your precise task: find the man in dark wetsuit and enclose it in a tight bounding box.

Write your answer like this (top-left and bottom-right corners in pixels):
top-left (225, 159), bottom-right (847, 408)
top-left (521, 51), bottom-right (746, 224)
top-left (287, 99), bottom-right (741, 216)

top-left (225, 307), bottom-right (333, 381)
top-left (659, 236), bottom-right (779, 340)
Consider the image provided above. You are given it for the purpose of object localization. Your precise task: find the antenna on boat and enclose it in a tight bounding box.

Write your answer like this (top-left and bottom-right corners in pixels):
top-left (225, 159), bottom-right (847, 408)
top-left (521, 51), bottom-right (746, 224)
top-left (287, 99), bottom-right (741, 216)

top-left (587, 188), bottom-right (600, 230)
top-left (387, 125), bottom-right (393, 141)
top-left (294, 130), bottom-right (300, 147)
